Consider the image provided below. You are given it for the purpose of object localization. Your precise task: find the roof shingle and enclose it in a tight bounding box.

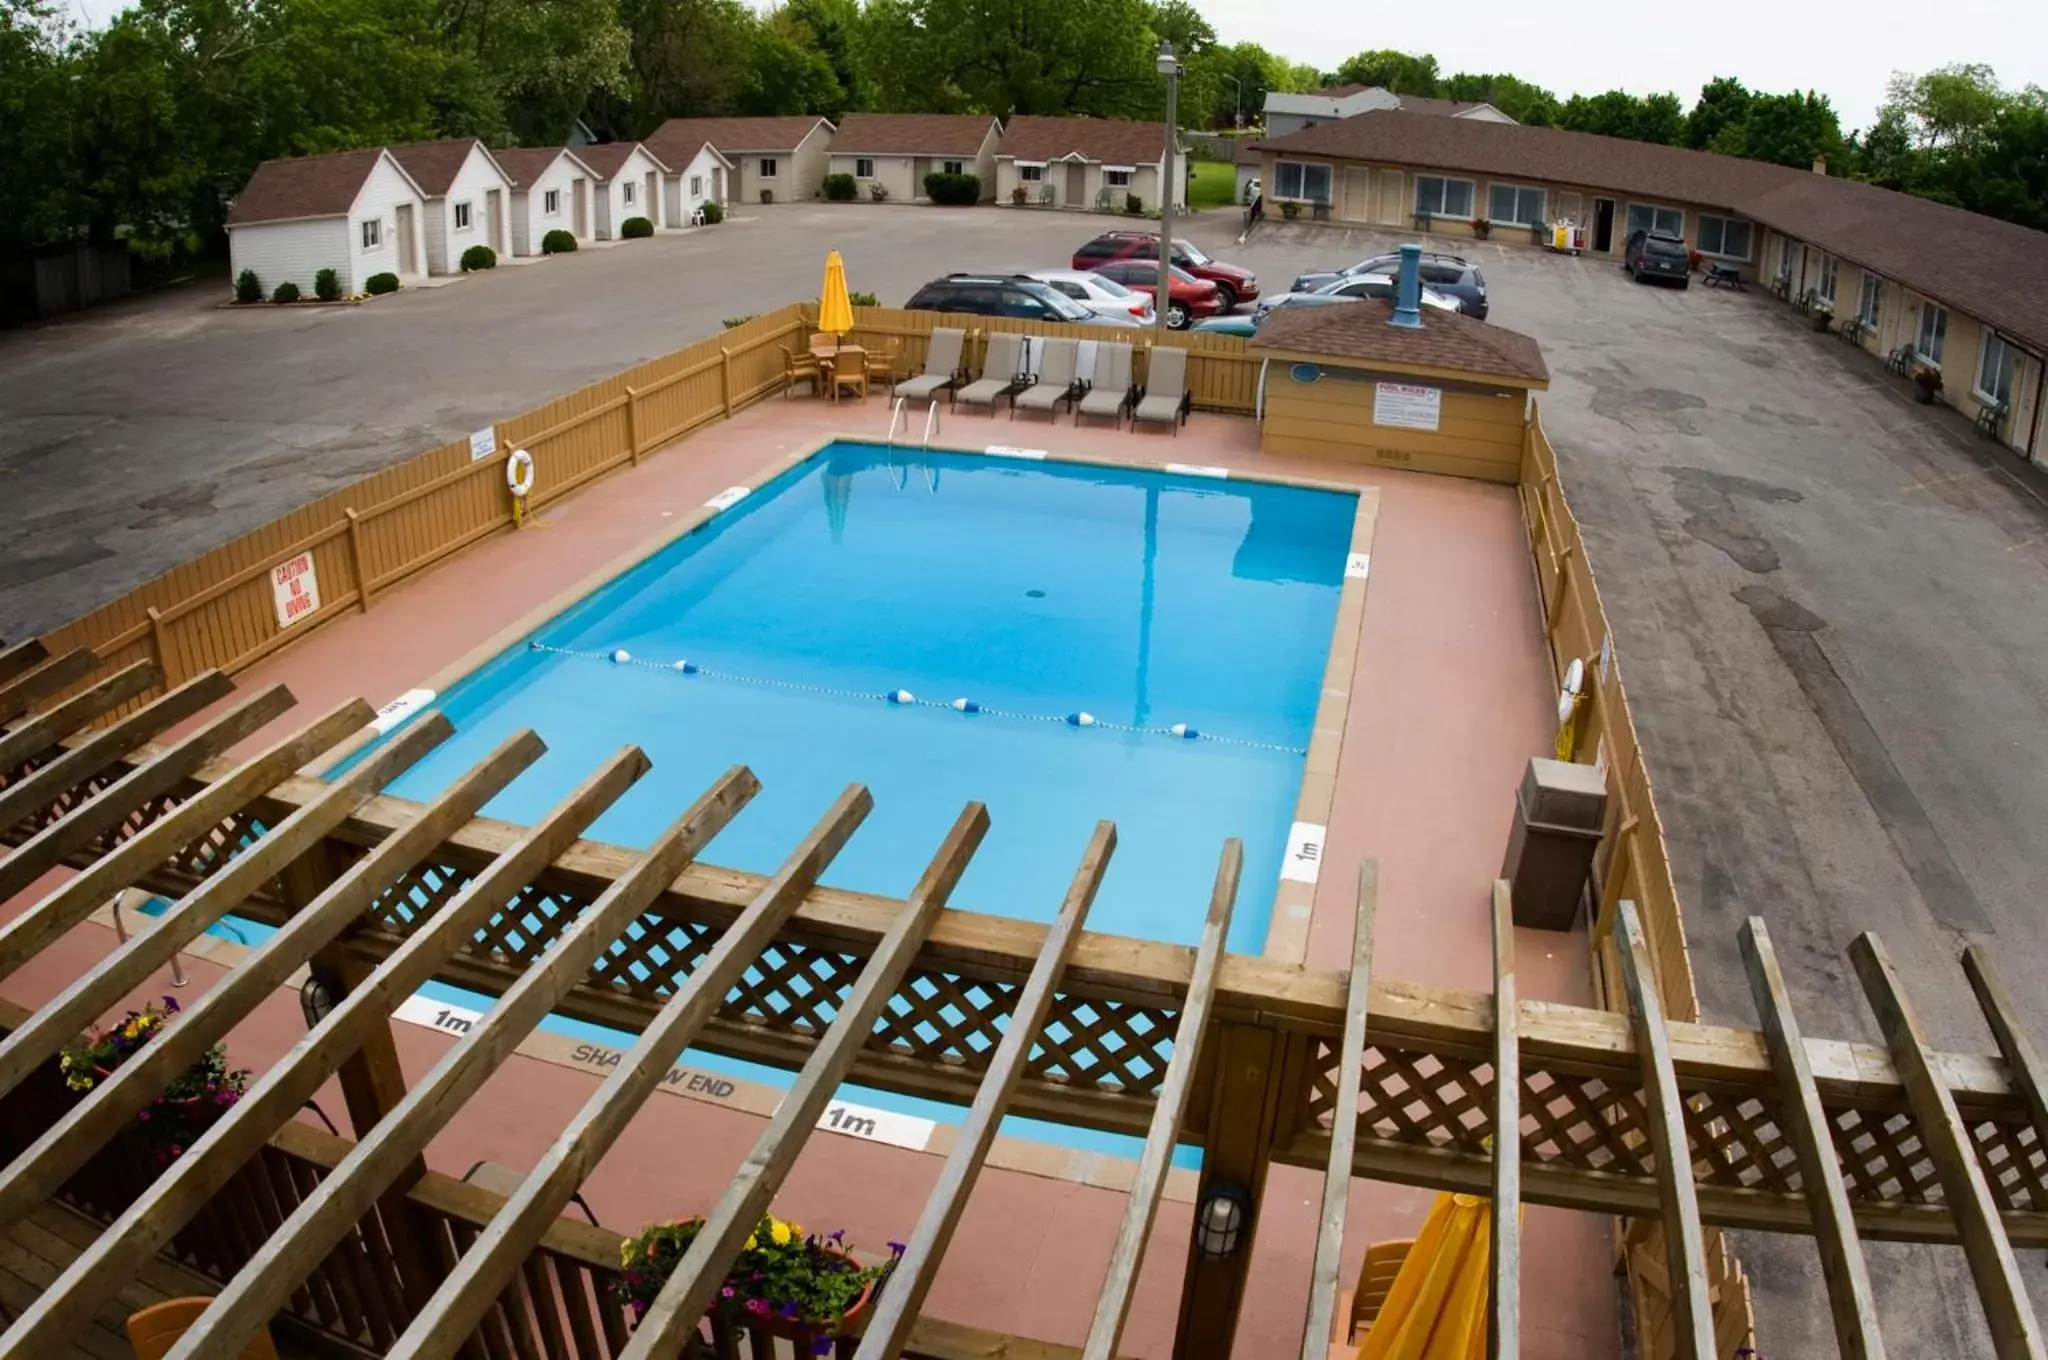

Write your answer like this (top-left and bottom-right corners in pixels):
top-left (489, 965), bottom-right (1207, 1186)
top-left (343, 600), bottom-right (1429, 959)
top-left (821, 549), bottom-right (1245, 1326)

top-left (998, 116), bottom-right (1172, 166)
top-left (489, 146), bottom-right (593, 188)
top-left (1252, 299), bottom-right (1550, 385)
top-left (387, 139), bottom-right (495, 197)
top-left (642, 116), bottom-right (831, 166)
top-left (226, 148), bottom-right (392, 227)
top-left (831, 113), bottom-right (1000, 156)
top-left (573, 141), bottom-right (669, 178)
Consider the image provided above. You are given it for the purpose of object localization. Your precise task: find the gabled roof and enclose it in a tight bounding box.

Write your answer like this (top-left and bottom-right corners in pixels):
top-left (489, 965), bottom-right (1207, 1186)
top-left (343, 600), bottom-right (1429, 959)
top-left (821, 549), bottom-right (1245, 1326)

top-left (642, 116), bottom-right (833, 165)
top-left (489, 146), bottom-right (598, 189)
top-left (1395, 94), bottom-right (1500, 119)
top-left (831, 113), bottom-right (1001, 156)
top-left (573, 140), bottom-right (671, 179)
top-left (1252, 297), bottom-right (1550, 386)
top-left (225, 148), bottom-right (421, 228)
top-left (997, 116), bottom-right (1172, 166)
top-left (387, 138), bottom-right (505, 197)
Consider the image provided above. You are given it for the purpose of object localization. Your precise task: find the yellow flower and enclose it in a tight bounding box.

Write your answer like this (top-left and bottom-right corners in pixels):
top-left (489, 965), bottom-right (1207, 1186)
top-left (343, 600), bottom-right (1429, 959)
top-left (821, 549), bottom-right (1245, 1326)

top-left (770, 1222), bottom-right (791, 1247)
top-left (620, 1241), bottom-right (636, 1267)
top-left (744, 1235), bottom-right (757, 1251)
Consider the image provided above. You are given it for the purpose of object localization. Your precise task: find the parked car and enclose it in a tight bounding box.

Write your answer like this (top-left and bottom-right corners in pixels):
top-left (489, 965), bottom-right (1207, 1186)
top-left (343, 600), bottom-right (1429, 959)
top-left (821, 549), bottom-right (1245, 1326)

top-left (902, 274), bottom-right (1144, 326)
top-left (1191, 315), bottom-right (1256, 337)
top-left (1289, 251), bottom-right (1489, 320)
top-left (1072, 230), bottom-right (1260, 310)
top-left (1023, 269), bottom-right (1156, 324)
top-left (1623, 230), bottom-right (1691, 287)
top-left (1088, 259), bottom-right (1223, 329)
top-left (1253, 272), bottom-right (1461, 322)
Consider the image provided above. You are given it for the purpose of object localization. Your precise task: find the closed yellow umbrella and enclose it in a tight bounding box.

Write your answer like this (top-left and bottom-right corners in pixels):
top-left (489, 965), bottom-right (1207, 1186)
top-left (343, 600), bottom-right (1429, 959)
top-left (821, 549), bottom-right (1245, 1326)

top-left (1355, 1193), bottom-right (1490, 1360)
top-left (818, 249), bottom-right (855, 336)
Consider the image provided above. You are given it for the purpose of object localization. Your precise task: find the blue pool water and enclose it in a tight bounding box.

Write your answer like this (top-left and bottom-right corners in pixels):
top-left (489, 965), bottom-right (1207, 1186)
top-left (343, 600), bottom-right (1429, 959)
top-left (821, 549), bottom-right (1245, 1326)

top-left (321, 443), bottom-right (1353, 1160)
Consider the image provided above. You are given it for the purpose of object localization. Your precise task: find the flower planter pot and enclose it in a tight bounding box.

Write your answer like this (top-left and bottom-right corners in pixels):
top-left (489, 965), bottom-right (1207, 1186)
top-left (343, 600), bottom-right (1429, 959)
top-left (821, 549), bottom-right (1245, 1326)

top-left (732, 1255), bottom-right (876, 1347)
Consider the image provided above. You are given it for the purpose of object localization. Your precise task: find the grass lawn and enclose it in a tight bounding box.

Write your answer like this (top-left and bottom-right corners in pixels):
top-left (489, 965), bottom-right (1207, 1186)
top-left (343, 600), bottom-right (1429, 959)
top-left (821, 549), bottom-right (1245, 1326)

top-left (1187, 160), bottom-right (1240, 211)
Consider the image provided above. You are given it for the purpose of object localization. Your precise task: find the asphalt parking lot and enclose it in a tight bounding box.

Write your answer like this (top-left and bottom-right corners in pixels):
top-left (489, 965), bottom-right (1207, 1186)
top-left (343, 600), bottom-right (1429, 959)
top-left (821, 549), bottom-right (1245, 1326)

top-left (6, 202), bottom-right (2047, 1356)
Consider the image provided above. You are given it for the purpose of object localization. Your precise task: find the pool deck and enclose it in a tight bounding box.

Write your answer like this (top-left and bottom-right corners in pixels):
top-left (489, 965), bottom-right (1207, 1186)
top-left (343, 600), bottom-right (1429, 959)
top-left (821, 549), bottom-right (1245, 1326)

top-left (2, 393), bottom-right (1616, 1357)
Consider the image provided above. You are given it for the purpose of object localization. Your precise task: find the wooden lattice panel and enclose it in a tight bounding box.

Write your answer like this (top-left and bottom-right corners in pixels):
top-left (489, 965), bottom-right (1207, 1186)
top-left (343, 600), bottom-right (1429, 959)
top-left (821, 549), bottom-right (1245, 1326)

top-left (1026, 996), bottom-right (1176, 1096)
top-left (1680, 1089), bottom-right (1800, 1194)
top-left (1967, 1111), bottom-right (2048, 1212)
top-left (1828, 1103), bottom-right (1944, 1206)
top-left (871, 970), bottom-right (1017, 1074)
top-left (724, 939), bottom-right (859, 1035)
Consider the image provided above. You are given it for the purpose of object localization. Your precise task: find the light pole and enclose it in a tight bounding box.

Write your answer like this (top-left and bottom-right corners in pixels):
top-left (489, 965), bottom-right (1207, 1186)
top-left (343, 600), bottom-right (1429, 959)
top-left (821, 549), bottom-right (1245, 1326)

top-left (1156, 39), bottom-right (1181, 334)
top-left (1221, 73), bottom-right (1243, 129)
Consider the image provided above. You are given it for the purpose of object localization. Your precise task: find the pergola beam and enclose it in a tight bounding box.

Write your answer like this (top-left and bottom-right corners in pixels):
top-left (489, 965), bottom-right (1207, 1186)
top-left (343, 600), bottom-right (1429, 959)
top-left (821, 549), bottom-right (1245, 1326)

top-left (1487, 880), bottom-right (1519, 1360)
top-left (0, 644), bottom-right (94, 725)
top-left (0, 657), bottom-right (160, 771)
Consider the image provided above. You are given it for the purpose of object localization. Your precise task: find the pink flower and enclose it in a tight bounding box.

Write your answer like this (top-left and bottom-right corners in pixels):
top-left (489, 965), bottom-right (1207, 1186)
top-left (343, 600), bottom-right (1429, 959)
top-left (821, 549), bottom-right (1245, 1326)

top-left (721, 1287), bottom-right (735, 1299)
top-left (744, 1298), bottom-right (769, 1317)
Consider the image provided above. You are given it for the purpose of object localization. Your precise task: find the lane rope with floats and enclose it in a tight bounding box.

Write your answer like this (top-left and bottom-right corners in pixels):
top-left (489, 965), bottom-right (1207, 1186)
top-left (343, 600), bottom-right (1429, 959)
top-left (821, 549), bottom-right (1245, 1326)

top-left (524, 642), bottom-right (1306, 755)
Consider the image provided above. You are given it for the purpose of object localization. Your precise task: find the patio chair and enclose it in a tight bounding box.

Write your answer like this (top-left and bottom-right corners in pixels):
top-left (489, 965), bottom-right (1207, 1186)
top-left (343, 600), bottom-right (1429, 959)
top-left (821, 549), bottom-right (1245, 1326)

top-left (895, 327), bottom-right (967, 404)
top-left (1036, 183), bottom-right (1056, 206)
top-left (780, 344), bottom-right (822, 397)
top-left (954, 332), bottom-right (1030, 414)
top-left (1095, 186), bottom-right (1117, 213)
top-left (1074, 342), bottom-right (1136, 428)
top-left (1131, 345), bottom-right (1192, 434)
top-left (1337, 1238), bottom-right (1415, 1347)
top-left (1012, 338), bottom-right (1082, 419)
top-left (865, 343), bottom-right (907, 394)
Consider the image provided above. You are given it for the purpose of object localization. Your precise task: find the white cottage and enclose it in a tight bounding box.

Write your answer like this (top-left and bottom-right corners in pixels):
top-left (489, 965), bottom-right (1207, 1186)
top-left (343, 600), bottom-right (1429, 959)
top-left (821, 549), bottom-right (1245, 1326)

top-left (225, 147), bottom-right (427, 297)
top-left (387, 139), bottom-right (515, 273)
top-left (491, 147), bottom-right (599, 256)
top-left (654, 139), bottom-right (735, 225)
top-left (574, 142), bottom-right (669, 237)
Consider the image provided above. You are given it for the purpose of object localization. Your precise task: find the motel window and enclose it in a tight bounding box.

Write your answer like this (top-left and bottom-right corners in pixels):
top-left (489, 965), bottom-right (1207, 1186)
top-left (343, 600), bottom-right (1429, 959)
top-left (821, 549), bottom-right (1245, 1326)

top-left (943, 159), bottom-right (965, 176)
top-left (1626, 203), bottom-right (1684, 238)
top-left (361, 218), bottom-right (381, 249)
top-left (1415, 175), bottom-right (1475, 219)
top-left (1486, 183), bottom-right (1545, 226)
top-left (1977, 332), bottom-right (2019, 408)
top-left (1105, 167), bottom-right (1132, 188)
top-left (1917, 301), bottom-right (1948, 366)
top-left (1697, 214), bottom-right (1752, 260)
top-left (1274, 161), bottom-right (1332, 203)
top-left (454, 201), bottom-right (472, 230)
top-left (544, 189), bottom-right (560, 215)
top-left (1858, 274), bottom-right (1882, 327)
top-left (1816, 255), bottom-right (1838, 304)
top-left (759, 158), bottom-right (779, 178)
top-left (855, 157), bottom-right (875, 178)
top-left (689, 175), bottom-right (703, 197)
top-left (622, 181), bottom-right (635, 206)
top-left (1019, 163), bottom-right (1044, 182)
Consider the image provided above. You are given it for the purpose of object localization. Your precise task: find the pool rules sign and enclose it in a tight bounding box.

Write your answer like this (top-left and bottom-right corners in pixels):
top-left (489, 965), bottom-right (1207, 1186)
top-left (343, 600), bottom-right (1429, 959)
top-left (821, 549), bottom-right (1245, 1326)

top-left (270, 552), bottom-right (321, 629)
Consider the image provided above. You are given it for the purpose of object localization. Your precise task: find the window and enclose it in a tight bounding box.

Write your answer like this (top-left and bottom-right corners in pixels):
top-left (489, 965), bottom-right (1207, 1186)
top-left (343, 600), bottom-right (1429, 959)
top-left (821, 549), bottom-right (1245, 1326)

top-left (1415, 175), bottom-right (1475, 219)
top-left (360, 218), bottom-right (380, 249)
top-left (942, 159), bottom-right (964, 175)
top-left (1105, 167), bottom-right (1132, 188)
top-left (1019, 163), bottom-right (1043, 182)
top-left (1273, 161), bottom-right (1332, 203)
top-left (1977, 332), bottom-right (2019, 407)
top-left (1049, 280), bottom-right (1086, 299)
top-left (453, 201), bottom-right (472, 230)
top-left (1486, 183), bottom-right (1544, 226)
top-left (1697, 214), bottom-right (1752, 259)
top-left (622, 181), bottom-right (635, 206)
top-left (1857, 274), bottom-right (1882, 327)
top-left (855, 157), bottom-right (874, 178)
top-left (1916, 301), bottom-right (1947, 366)
top-left (689, 175), bottom-right (702, 197)
top-left (759, 158), bottom-right (778, 178)
top-left (544, 189), bottom-right (561, 215)
top-left (1625, 203), bottom-right (1684, 238)
top-left (1816, 255), bottom-right (1837, 304)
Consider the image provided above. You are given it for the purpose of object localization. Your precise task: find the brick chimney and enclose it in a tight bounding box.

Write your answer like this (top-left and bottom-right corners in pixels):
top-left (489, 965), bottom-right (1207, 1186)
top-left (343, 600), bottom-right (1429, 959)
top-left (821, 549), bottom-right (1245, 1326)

top-left (1812, 155), bottom-right (1828, 175)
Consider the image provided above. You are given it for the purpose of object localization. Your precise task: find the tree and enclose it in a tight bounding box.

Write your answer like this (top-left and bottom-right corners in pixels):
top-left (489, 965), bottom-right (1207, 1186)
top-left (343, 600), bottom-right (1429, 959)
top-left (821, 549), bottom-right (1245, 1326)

top-left (855, 0), bottom-right (1157, 119)
top-left (780, 0), bottom-right (867, 112)
top-left (1714, 90), bottom-right (1841, 169)
top-left (1684, 75), bottom-right (1749, 149)
top-left (0, 0), bottom-right (76, 251)
top-left (438, 0), bottom-right (631, 144)
top-left (1557, 89), bottom-right (1683, 144)
top-left (604, 0), bottom-right (755, 129)
top-left (1440, 71), bottom-right (1558, 125)
top-left (1330, 49), bottom-right (1438, 96)
top-left (1886, 62), bottom-right (2004, 149)
top-left (737, 11), bottom-right (844, 116)
top-left (1144, 0), bottom-right (1212, 57)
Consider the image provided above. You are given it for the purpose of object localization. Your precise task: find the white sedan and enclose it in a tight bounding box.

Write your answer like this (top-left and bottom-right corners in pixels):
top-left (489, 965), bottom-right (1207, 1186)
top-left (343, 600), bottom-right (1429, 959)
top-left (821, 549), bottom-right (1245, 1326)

top-left (1024, 270), bottom-right (1157, 325)
top-left (1253, 271), bottom-right (1461, 322)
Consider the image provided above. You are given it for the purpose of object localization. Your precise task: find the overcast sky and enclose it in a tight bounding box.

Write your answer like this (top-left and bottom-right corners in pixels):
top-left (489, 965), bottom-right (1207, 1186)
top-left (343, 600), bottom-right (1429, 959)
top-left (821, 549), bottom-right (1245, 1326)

top-left (1204, 0), bottom-right (2048, 132)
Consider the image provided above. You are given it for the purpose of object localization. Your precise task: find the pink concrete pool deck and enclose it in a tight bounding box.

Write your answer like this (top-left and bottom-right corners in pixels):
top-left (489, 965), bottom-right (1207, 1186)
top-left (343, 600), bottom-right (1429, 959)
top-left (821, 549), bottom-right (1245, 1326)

top-left (2, 392), bottom-right (1618, 1357)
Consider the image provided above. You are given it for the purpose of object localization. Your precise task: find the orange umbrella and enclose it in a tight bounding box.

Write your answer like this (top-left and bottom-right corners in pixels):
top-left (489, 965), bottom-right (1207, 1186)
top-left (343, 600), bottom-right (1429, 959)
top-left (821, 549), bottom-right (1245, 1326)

top-left (1355, 1193), bottom-right (1490, 1360)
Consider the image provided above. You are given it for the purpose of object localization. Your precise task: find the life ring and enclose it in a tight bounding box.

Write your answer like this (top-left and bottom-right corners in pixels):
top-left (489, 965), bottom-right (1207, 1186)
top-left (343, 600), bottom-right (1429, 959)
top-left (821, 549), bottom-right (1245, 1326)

top-left (1553, 657), bottom-right (1587, 761)
top-left (505, 449), bottom-right (535, 498)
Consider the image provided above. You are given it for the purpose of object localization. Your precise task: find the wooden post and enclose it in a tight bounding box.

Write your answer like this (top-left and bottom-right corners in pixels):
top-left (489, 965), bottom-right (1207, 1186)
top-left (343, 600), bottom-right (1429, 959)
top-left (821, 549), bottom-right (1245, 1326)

top-left (720, 347), bottom-right (733, 417)
top-left (1488, 880), bottom-right (1520, 1360)
top-left (1961, 945), bottom-right (2048, 1143)
top-left (146, 605), bottom-right (176, 687)
top-left (624, 385), bottom-right (641, 464)
top-left (345, 508), bottom-right (373, 612)
top-left (1544, 544), bottom-right (1576, 639)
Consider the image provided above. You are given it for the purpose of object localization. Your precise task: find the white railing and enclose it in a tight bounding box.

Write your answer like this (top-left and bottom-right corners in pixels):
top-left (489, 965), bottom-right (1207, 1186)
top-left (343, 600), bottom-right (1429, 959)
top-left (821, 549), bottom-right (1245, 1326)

top-left (921, 400), bottom-right (941, 449)
top-left (886, 396), bottom-right (909, 446)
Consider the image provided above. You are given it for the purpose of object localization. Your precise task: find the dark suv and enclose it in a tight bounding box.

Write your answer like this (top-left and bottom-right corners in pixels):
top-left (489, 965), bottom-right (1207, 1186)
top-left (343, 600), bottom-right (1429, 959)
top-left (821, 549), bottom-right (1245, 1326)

top-left (1290, 251), bottom-right (1488, 320)
top-left (1071, 231), bottom-right (1259, 310)
top-left (1623, 231), bottom-right (1691, 287)
top-left (903, 274), bottom-right (1142, 326)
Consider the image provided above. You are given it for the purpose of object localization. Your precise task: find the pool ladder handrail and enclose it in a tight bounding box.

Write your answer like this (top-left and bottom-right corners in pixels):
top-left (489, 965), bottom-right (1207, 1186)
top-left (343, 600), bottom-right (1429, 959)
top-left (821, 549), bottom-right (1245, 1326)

top-left (921, 400), bottom-right (940, 449)
top-left (886, 396), bottom-right (909, 446)
top-left (111, 891), bottom-right (188, 987)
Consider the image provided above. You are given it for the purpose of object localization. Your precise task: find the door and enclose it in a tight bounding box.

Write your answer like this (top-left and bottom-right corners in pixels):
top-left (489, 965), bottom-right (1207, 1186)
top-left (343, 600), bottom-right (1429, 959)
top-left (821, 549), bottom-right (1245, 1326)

top-left (1341, 168), bottom-right (1370, 223)
top-left (1592, 198), bottom-right (1615, 252)
top-left (395, 203), bottom-right (417, 275)
top-left (645, 171), bottom-right (659, 226)
top-left (913, 157), bottom-right (932, 199)
top-left (1374, 170), bottom-right (1403, 225)
top-left (1065, 162), bottom-right (1086, 207)
top-left (572, 178), bottom-right (589, 238)
top-left (486, 189), bottom-right (504, 254)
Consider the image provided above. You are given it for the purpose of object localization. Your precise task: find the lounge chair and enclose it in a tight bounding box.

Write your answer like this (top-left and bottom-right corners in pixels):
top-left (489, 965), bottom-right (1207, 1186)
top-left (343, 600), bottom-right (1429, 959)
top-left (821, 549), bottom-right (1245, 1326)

top-left (954, 333), bottom-right (1030, 414)
top-left (1074, 342), bottom-right (1136, 427)
top-left (1012, 338), bottom-right (1081, 420)
top-left (1132, 345), bottom-right (1192, 434)
top-left (895, 327), bottom-right (967, 404)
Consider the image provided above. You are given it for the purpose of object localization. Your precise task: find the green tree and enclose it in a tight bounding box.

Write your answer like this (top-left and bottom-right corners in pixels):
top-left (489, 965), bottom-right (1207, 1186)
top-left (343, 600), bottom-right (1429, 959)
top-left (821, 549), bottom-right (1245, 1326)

top-left (1887, 62), bottom-right (2004, 149)
top-left (604, 0), bottom-right (754, 128)
top-left (1712, 90), bottom-right (1841, 169)
top-left (438, 0), bottom-right (631, 144)
top-left (1440, 72), bottom-right (1558, 125)
top-left (780, 0), bottom-right (867, 111)
top-left (1684, 75), bottom-right (1749, 148)
top-left (856, 0), bottom-right (1157, 119)
top-left (1145, 0), bottom-right (1212, 56)
top-left (1557, 89), bottom-right (1683, 144)
top-left (737, 11), bottom-right (844, 116)
top-left (0, 0), bottom-right (77, 251)
top-left (1329, 49), bottom-right (1437, 95)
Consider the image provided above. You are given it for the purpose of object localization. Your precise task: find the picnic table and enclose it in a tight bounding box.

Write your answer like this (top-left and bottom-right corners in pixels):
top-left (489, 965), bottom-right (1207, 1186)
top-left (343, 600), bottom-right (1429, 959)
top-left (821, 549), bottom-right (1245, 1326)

top-left (1703, 262), bottom-right (1744, 290)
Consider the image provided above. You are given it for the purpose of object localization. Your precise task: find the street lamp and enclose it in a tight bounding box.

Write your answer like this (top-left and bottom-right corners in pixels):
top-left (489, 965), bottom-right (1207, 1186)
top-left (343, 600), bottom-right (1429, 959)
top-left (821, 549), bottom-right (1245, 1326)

top-left (1221, 73), bottom-right (1244, 129)
top-left (1156, 39), bottom-right (1182, 334)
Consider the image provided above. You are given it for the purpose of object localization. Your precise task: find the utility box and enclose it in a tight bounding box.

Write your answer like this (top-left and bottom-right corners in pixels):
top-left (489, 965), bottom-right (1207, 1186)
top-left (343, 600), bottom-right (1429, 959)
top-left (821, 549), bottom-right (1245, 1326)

top-left (1502, 757), bottom-right (1607, 931)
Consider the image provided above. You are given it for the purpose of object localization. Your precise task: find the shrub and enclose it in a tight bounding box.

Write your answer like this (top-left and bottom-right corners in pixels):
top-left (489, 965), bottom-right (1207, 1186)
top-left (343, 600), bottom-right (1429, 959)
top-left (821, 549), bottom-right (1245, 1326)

top-left (922, 171), bottom-right (980, 206)
top-left (722, 315), bottom-right (756, 329)
top-left (460, 244), bottom-right (497, 271)
top-left (867, 181), bottom-right (889, 202)
top-left (233, 269), bottom-right (261, 304)
top-left (542, 229), bottom-right (578, 254)
top-left (699, 200), bottom-right (724, 224)
top-left (365, 272), bottom-right (400, 295)
top-left (847, 291), bottom-right (878, 308)
top-left (759, 188), bottom-right (774, 204)
top-left (1011, 184), bottom-right (1027, 205)
top-left (1125, 192), bottom-right (1142, 215)
top-left (271, 280), bottom-right (301, 303)
top-left (313, 268), bottom-right (340, 302)
top-left (823, 173), bottom-right (858, 202)
top-left (621, 216), bottom-right (655, 238)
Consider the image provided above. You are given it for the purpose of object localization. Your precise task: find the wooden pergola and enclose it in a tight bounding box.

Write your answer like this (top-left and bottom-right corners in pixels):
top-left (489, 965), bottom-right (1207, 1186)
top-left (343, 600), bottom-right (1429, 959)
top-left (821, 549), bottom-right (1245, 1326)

top-left (1, 646), bottom-right (2047, 1358)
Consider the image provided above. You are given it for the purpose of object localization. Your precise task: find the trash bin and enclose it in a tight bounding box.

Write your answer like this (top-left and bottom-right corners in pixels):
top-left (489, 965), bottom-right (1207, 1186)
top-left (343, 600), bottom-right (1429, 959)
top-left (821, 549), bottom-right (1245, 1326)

top-left (1501, 756), bottom-right (1607, 931)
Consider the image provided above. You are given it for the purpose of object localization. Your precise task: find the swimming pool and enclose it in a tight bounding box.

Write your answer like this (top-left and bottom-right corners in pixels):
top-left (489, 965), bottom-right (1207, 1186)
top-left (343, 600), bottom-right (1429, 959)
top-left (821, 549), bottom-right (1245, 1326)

top-left (337, 440), bottom-right (1356, 1161)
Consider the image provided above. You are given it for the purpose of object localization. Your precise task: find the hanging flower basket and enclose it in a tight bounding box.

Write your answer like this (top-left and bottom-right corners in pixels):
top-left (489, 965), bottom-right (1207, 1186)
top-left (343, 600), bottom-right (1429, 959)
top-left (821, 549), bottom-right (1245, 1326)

top-left (617, 1214), bottom-right (899, 1354)
top-left (61, 997), bottom-right (250, 1166)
